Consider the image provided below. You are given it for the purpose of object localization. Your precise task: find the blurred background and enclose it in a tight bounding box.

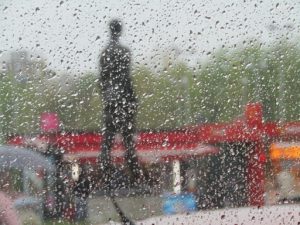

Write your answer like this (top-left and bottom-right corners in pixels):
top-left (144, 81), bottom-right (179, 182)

top-left (0, 0), bottom-right (300, 224)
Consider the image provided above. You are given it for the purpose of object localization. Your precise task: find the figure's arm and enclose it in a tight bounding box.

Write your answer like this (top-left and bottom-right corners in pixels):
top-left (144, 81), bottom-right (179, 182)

top-left (123, 49), bottom-right (137, 104)
top-left (98, 52), bottom-right (105, 91)
top-left (124, 49), bottom-right (131, 77)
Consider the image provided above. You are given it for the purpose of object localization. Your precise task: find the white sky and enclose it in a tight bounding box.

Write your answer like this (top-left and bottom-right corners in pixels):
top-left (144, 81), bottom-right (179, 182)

top-left (1, 0), bottom-right (300, 74)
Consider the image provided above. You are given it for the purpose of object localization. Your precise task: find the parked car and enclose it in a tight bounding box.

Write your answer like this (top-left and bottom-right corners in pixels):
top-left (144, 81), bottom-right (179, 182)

top-left (0, 145), bottom-right (56, 224)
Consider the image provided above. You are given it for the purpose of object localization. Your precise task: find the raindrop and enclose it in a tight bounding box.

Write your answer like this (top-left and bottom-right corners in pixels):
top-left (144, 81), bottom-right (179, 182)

top-left (245, 63), bottom-right (252, 70)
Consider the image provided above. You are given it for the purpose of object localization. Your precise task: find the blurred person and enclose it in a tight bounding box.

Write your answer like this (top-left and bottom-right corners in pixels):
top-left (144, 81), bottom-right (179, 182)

top-left (29, 131), bottom-right (66, 219)
top-left (73, 165), bottom-right (91, 221)
top-left (98, 19), bottom-right (143, 188)
top-left (41, 133), bottom-right (66, 219)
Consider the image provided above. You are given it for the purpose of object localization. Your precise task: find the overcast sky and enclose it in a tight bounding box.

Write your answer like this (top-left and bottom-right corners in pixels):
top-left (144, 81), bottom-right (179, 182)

top-left (1, 0), bottom-right (300, 74)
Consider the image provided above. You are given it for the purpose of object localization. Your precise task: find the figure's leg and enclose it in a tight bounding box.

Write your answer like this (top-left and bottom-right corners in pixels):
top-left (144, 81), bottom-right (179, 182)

top-left (123, 125), bottom-right (151, 190)
top-left (99, 110), bottom-right (116, 189)
top-left (122, 112), bottom-right (143, 183)
top-left (100, 128), bottom-right (115, 170)
top-left (123, 125), bottom-right (140, 177)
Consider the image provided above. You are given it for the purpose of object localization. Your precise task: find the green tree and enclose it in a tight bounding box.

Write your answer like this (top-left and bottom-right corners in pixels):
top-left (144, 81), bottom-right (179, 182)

top-left (1, 41), bottom-right (299, 136)
top-left (58, 73), bottom-right (102, 130)
top-left (0, 70), bottom-right (15, 140)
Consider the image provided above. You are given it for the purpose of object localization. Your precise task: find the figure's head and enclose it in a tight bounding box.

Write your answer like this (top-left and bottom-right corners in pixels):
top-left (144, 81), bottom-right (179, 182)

top-left (109, 19), bottom-right (122, 40)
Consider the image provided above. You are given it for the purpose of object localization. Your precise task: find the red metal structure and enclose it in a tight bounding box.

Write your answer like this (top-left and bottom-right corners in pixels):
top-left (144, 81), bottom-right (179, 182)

top-left (7, 103), bottom-right (300, 208)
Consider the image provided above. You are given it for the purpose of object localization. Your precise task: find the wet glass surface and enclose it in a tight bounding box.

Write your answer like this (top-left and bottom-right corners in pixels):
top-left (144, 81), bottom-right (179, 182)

top-left (0, 0), bottom-right (300, 224)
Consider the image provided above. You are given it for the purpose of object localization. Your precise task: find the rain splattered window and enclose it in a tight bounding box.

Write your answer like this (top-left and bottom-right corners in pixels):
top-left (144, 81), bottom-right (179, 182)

top-left (0, 0), bottom-right (299, 224)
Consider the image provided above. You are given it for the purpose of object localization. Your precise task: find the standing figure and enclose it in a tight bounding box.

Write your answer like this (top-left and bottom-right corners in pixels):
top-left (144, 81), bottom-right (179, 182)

top-left (99, 19), bottom-right (141, 187)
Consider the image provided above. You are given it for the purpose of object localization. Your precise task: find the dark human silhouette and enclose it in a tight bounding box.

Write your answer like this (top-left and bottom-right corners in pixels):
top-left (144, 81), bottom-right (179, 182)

top-left (49, 146), bottom-right (65, 218)
top-left (74, 165), bottom-right (90, 220)
top-left (99, 19), bottom-right (141, 188)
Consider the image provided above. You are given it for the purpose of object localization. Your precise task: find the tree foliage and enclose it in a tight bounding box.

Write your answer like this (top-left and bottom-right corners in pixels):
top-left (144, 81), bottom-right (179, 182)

top-left (0, 40), bottom-right (299, 136)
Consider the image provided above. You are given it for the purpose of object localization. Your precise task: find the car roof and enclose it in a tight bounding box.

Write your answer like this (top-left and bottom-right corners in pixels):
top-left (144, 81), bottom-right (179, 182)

top-left (0, 145), bottom-right (55, 172)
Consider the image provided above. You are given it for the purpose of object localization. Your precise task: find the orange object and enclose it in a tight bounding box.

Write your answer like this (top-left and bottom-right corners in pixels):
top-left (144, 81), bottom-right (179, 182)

top-left (270, 142), bottom-right (300, 160)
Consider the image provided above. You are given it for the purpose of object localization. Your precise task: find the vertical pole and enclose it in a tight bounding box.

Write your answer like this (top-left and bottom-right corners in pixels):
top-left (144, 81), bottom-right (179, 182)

top-left (173, 160), bottom-right (181, 194)
top-left (245, 103), bottom-right (265, 206)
